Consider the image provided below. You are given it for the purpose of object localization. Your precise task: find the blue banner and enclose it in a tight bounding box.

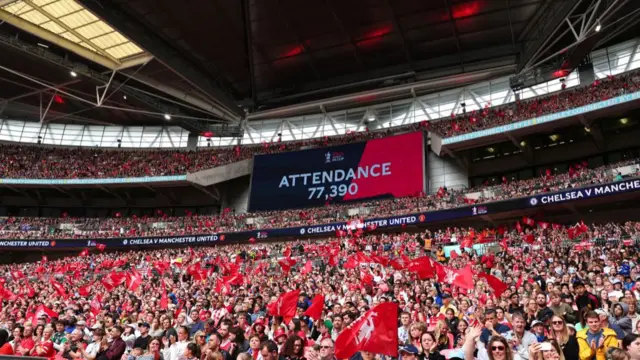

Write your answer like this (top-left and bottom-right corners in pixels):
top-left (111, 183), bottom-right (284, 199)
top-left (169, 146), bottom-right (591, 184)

top-left (442, 91), bottom-right (640, 144)
top-left (2, 178), bottom-right (639, 250)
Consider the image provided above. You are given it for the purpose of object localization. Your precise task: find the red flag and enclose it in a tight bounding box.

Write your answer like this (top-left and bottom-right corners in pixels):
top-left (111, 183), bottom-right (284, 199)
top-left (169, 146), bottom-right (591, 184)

top-left (90, 295), bottom-right (102, 316)
top-left (96, 243), bottom-right (106, 252)
top-left (522, 216), bottom-right (535, 226)
top-left (552, 223), bottom-right (563, 230)
top-left (361, 271), bottom-right (373, 286)
top-left (278, 258), bottom-right (297, 273)
top-left (435, 263), bottom-right (475, 290)
top-left (78, 282), bottom-right (92, 297)
top-left (406, 256), bottom-right (435, 279)
top-left (460, 236), bottom-right (473, 249)
top-left (335, 302), bottom-right (398, 358)
top-left (24, 281), bottom-right (36, 298)
top-left (267, 289), bottom-right (300, 319)
top-left (301, 260), bottom-right (313, 275)
top-left (524, 234), bottom-right (535, 244)
top-left (568, 227), bottom-right (577, 240)
top-left (328, 255), bottom-right (338, 267)
top-left (33, 304), bottom-right (58, 322)
top-left (538, 221), bottom-right (550, 229)
top-left (79, 249), bottom-right (89, 257)
top-left (283, 247), bottom-right (292, 258)
top-left (125, 270), bottom-right (143, 292)
top-left (515, 221), bottom-right (523, 233)
top-left (160, 281), bottom-right (169, 310)
top-left (41, 255), bottom-right (48, 263)
top-left (50, 279), bottom-right (67, 298)
top-left (343, 256), bottom-right (358, 269)
top-left (450, 250), bottom-right (459, 259)
top-left (516, 276), bottom-right (524, 289)
top-left (11, 270), bottom-right (25, 280)
top-left (304, 295), bottom-right (325, 320)
top-left (479, 273), bottom-right (508, 298)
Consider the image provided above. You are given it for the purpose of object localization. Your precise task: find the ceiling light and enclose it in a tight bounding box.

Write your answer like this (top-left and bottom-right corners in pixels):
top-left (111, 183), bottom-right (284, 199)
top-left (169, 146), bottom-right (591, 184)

top-left (486, 147), bottom-right (495, 153)
top-left (595, 23), bottom-right (601, 32)
top-left (367, 113), bottom-right (376, 122)
top-left (549, 134), bottom-right (560, 142)
top-left (37, 43), bottom-right (49, 49)
top-left (520, 140), bottom-right (527, 147)
top-left (164, 114), bottom-right (171, 120)
top-left (123, 95), bottom-right (127, 100)
top-left (69, 71), bottom-right (77, 77)
top-left (584, 126), bottom-right (591, 132)
top-left (620, 118), bottom-right (629, 125)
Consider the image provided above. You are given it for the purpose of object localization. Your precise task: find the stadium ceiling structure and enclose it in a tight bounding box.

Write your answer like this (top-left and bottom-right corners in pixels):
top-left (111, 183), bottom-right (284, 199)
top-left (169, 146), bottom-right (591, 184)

top-left (0, 0), bottom-right (638, 134)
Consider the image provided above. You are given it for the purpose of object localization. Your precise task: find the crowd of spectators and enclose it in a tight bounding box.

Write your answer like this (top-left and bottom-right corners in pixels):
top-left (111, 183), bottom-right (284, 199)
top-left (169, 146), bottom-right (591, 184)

top-left (1, 157), bottom-right (637, 240)
top-left (2, 220), bottom-right (640, 360)
top-left (1, 68), bottom-right (639, 181)
top-left (428, 69), bottom-right (640, 138)
top-left (0, 125), bottom-right (420, 179)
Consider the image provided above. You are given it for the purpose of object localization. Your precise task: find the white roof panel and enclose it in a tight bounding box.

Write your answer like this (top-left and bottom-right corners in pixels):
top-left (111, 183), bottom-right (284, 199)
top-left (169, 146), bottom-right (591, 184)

top-left (1, 0), bottom-right (146, 63)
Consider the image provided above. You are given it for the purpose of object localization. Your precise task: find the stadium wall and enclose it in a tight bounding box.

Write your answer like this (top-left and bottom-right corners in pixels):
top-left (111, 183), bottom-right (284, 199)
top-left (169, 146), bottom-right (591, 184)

top-left (427, 150), bottom-right (469, 192)
top-left (219, 175), bottom-right (251, 213)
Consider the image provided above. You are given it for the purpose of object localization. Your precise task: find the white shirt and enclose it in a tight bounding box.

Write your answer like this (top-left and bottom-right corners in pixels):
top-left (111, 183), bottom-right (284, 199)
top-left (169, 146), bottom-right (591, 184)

top-left (163, 340), bottom-right (188, 360)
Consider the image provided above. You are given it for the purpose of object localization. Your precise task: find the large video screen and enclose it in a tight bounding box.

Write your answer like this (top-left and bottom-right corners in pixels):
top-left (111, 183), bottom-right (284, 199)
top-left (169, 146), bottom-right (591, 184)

top-left (249, 131), bottom-right (425, 211)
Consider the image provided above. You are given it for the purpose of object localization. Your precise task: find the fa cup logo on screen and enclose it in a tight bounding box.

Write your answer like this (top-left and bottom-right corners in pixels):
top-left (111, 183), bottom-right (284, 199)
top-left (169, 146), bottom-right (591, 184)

top-left (325, 151), bottom-right (345, 163)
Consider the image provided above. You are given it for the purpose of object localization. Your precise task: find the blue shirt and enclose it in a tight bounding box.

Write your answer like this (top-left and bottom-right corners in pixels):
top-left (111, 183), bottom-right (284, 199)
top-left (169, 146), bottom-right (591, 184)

top-left (480, 323), bottom-right (511, 344)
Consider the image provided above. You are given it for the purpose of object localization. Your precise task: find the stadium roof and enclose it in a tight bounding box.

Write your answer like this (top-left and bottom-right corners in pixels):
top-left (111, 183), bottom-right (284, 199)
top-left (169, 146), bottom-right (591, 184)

top-left (0, 0), bottom-right (638, 130)
top-left (0, 0), bottom-right (149, 68)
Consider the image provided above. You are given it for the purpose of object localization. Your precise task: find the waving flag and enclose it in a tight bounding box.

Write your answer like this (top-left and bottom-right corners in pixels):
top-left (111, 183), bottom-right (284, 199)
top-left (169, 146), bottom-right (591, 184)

top-left (79, 249), bottom-right (89, 257)
top-left (335, 302), bottom-right (398, 358)
top-left (301, 260), bottom-right (313, 275)
top-left (33, 304), bottom-right (58, 322)
top-left (160, 281), bottom-right (169, 310)
top-left (304, 295), bottom-right (325, 320)
top-left (125, 270), bottom-right (143, 292)
top-left (278, 258), bottom-right (297, 273)
top-left (522, 216), bottom-right (535, 226)
top-left (406, 256), bottom-right (435, 279)
top-left (90, 294), bottom-right (102, 315)
top-left (267, 289), bottom-right (300, 320)
top-left (96, 243), bottom-right (106, 252)
top-left (78, 282), bottom-right (92, 297)
top-left (435, 263), bottom-right (474, 290)
top-left (479, 273), bottom-right (508, 298)
top-left (50, 279), bottom-right (67, 298)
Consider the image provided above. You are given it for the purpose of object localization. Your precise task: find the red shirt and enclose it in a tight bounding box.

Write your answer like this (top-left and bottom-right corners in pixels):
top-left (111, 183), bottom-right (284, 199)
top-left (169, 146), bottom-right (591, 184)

top-left (31, 339), bottom-right (55, 358)
top-left (0, 343), bottom-right (14, 355)
top-left (18, 338), bottom-right (35, 355)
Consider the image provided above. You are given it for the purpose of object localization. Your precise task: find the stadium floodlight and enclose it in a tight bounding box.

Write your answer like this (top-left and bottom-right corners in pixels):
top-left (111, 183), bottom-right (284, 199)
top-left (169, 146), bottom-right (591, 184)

top-left (595, 22), bottom-right (601, 32)
top-left (164, 114), bottom-right (172, 120)
top-left (69, 71), bottom-right (77, 77)
top-left (367, 112), bottom-right (376, 122)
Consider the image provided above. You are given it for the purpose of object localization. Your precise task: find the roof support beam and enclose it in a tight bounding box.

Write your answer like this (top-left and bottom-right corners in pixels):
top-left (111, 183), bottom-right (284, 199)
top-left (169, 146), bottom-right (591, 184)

top-left (274, 0), bottom-right (322, 80)
top-left (443, 0), bottom-right (463, 57)
top-left (78, 0), bottom-right (243, 121)
top-left (383, 0), bottom-right (413, 67)
top-left (517, 0), bottom-right (580, 73)
top-left (241, 0), bottom-right (258, 107)
top-left (324, 0), bottom-right (364, 70)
